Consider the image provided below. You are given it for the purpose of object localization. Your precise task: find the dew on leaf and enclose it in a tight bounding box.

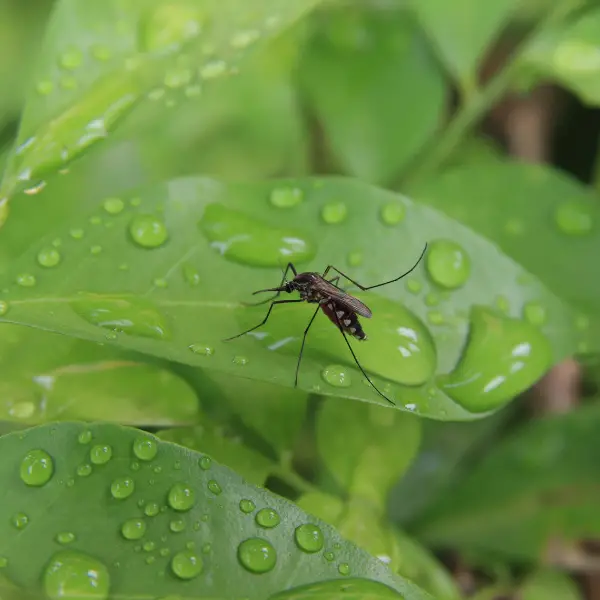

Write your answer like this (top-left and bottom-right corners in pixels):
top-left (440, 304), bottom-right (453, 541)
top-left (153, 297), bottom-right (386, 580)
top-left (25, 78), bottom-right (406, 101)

top-left (164, 66), bottom-right (193, 89)
top-left (0, 557), bottom-right (7, 568)
top-left (133, 437), bottom-right (157, 461)
top-left (324, 551), bottom-right (334, 561)
top-left (182, 262), bottom-right (200, 286)
top-left (37, 80), bottom-right (54, 95)
top-left (233, 355), bottom-right (248, 366)
top-left (110, 477), bottom-right (135, 499)
top-left (91, 45), bottom-right (112, 61)
top-left (189, 344), bottom-right (214, 356)
top-left (198, 456), bottom-right (211, 470)
top-left (169, 519), bottom-right (186, 533)
top-left (237, 538), bottom-right (277, 574)
top-left (427, 310), bottom-right (445, 325)
top-left (379, 202), bottom-right (405, 225)
top-left (522, 301), bottom-right (547, 326)
top-left (140, 4), bottom-right (205, 53)
top-left (59, 48), bottom-right (83, 70)
top-left (269, 186), bottom-right (303, 209)
top-left (90, 444), bottom-right (112, 465)
top-left (56, 532), bottom-right (76, 545)
top-left (11, 512), bottom-right (29, 529)
top-left (295, 524), bottom-right (324, 553)
top-left (495, 295), bottom-right (510, 314)
top-left (200, 60), bottom-right (227, 79)
top-left (37, 246), bottom-right (61, 268)
top-left (426, 239), bottom-right (470, 289)
top-left (338, 563), bottom-right (350, 575)
top-left (24, 181), bottom-right (47, 195)
top-left (168, 483), bottom-right (195, 511)
top-left (76, 464), bottom-right (92, 477)
top-left (90, 245), bottom-right (103, 255)
top-left (424, 292), bottom-right (439, 307)
top-left (346, 250), bottom-right (363, 267)
top-left (78, 430), bottom-right (92, 444)
top-left (121, 518), bottom-right (146, 541)
top-left (20, 449), bottom-right (54, 486)
top-left (255, 508), bottom-right (280, 529)
top-left (43, 551), bottom-right (110, 600)
top-left (70, 228), bottom-right (84, 240)
top-left (405, 279), bottom-right (422, 294)
top-left (142, 541), bottom-right (155, 552)
top-left (554, 200), bottom-right (594, 236)
top-left (321, 365), bottom-right (352, 388)
top-left (16, 273), bottom-right (36, 287)
top-left (239, 499), bottom-right (255, 514)
top-left (144, 502), bottom-right (160, 517)
top-left (153, 278), bottom-right (168, 288)
top-left (102, 197), bottom-right (124, 215)
top-left (171, 550), bottom-right (203, 579)
top-left (60, 75), bottom-right (78, 90)
top-left (0, 300), bottom-right (8, 316)
top-left (207, 480), bottom-right (222, 495)
top-left (230, 29), bottom-right (260, 49)
top-left (504, 218), bottom-right (524, 236)
top-left (321, 201), bottom-right (348, 224)
top-left (129, 214), bottom-right (168, 248)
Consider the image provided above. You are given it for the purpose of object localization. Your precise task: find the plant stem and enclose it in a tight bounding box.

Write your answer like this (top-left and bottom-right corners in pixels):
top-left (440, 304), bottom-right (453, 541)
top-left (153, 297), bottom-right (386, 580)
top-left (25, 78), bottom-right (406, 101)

top-left (403, 0), bottom-right (581, 188)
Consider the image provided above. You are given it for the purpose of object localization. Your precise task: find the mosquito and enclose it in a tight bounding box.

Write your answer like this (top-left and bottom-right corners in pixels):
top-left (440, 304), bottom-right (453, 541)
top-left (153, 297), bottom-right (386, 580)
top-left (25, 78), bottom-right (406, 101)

top-left (223, 244), bottom-right (428, 405)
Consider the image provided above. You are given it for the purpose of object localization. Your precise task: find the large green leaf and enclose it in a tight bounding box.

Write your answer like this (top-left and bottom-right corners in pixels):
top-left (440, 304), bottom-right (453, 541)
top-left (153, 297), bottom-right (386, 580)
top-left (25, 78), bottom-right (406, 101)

top-left (414, 403), bottom-right (600, 561)
top-left (0, 422), bottom-right (432, 599)
top-left (0, 323), bottom-right (199, 426)
top-left (299, 6), bottom-right (445, 184)
top-left (0, 0), bottom-right (321, 210)
top-left (0, 176), bottom-right (585, 419)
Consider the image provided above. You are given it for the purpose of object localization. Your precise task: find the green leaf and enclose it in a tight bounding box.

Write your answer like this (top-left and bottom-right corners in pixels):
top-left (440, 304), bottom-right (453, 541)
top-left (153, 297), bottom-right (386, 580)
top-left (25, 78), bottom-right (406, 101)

top-left (521, 7), bottom-right (600, 106)
top-left (520, 569), bottom-right (583, 600)
top-left (316, 399), bottom-right (421, 511)
top-left (0, 422), bottom-right (432, 599)
top-left (269, 578), bottom-right (407, 599)
top-left (415, 403), bottom-right (600, 561)
top-left (0, 323), bottom-right (199, 426)
top-left (158, 423), bottom-right (275, 486)
top-left (0, 0), bottom-right (321, 206)
top-left (299, 7), bottom-right (445, 184)
top-left (409, 162), bottom-right (600, 343)
top-left (409, 0), bottom-right (519, 89)
top-left (0, 176), bottom-right (585, 419)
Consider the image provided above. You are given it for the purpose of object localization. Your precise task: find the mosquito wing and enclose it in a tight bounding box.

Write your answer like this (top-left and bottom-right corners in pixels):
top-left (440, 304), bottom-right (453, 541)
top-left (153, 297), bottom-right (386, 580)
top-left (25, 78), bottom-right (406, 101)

top-left (313, 278), bottom-right (373, 318)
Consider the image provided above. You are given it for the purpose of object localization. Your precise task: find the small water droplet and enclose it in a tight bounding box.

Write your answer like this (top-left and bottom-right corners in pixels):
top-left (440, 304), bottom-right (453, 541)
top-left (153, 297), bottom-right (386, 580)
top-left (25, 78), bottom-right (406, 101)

top-left (189, 343), bottom-right (214, 356)
top-left (43, 551), bottom-right (110, 600)
top-left (269, 186), bottom-right (303, 208)
top-left (169, 518), bottom-right (186, 533)
top-left (145, 556), bottom-right (155, 565)
top-left (130, 461), bottom-right (140, 471)
top-left (321, 365), bottom-right (352, 388)
top-left (324, 551), bottom-right (334, 561)
top-left (295, 524), bottom-right (324, 553)
top-left (495, 295), bottom-right (510, 314)
top-left (164, 66), bottom-right (192, 89)
top-left (424, 292), bottom-right (440, 307)
top-left (237, 538), bottom-right (277, 574)
top-left (91, 45), bottom-right (112, 61)
top-left (182, 263), bottom-right (201, 286)
top-left (321, 201), bottom-right (348, 224)
top-left (103, 197), bottom-right (124, 215)
top-left (88, 444), bottom-right (111, 465)
top-left (129, 214), bottom-right (168, 248)
top-left (200, 59), bottom-right (226, 79)
top-left (153, 278), bottom-right (168, 288)
top-left (159, 548), bottom-right (170, 557)
top-left (0, 300), bottom-right (9, 316)
top-left (12, 512), bottom-right (29, 529)
top-left (198, 456), bottom-right (211, 470)
top-left (171, 550), bottom-right (203, 579)
top-left (338, 562), bottom-right (350, 575)
top-left (78, 430), bottom-right (92, 444)
top-left (133, 437), bottom-right (158, 461)
top-left (426, 239), bottom-right (470, 289)
top-left (0, 557), bottom-right (7, 568)
top-left (16, 273), bottom-right (36, 287)
top-left (523, 301), bottom-right (547, 326)
top-left (554, 200), bottom-right (594, 236)
top-left (121, 518), bottom-right (146, 540)
top-left (185, 84), bottom-right (202, 97)
top-left (70, 228), bottom-right (84, 240)
top-left (76, 464), bottom-right (92, 477)
top-left (239, 499), bottom-right (255, 514)
top-left (90, 245), bottom-right (103, 255)
top-left (255, 508), bottom-right (280, 529)
top-left (90, 216), bottom-right (102, 226)
top-left (230, 29), bottom-right (260, 49)
top-left (37, 80), bottom-right (54, 95)
top-left (168, 483), bottom-right (195, 511)
top-left (504, 218), bottom-right (525, 236)
top-left (37, 247), bottom-right (61, 268)
top-left (111, 477), bottom-right (135, 499)
top-left (144, 502), bottom-right (160, 517)
top-left (56, 532), bottom-right (76, 545)
top-left (346, 250), bottom-right (363, 267)
top-left (142, 541), bottom-right (155, 552)
top-left (233, 355), bottom-right (248, 366)
top-left (20, 449), bottom-right (54, 486)
top-left (140, 4), bottom-right (205, 52)
top-left (379, 202), bottom-right (405, 226)
top-left (427, 310), bottom-right (445, 325)
top-left (207, 480), bottom-right (222, 495)
top-left (59, 48), bottom-right (83, 70)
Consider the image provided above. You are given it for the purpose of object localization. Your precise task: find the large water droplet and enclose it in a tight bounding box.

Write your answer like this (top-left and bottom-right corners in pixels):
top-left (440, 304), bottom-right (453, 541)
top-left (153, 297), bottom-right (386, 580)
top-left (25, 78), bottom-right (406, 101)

top-left (321, 365), bottom-right (352, 388)
top-left (321, 201), bottom-right (348, 224)
top-left (43, 551), bottom-right (110, 600)
top-left (295, 524), bottom-right (324, 553)
top-left (237, 538), bottom-right (277, 574)
top-left (438, 306), bottom-right (552, 412)
top-left (200, 204), bottom-right (315, 267)
top-left (426, 239), bottom-right (470, 289)
top-left (103, 197), bottom-right (124, 215)
top-left (129, 214), bottom-right (168, 248)
top-left (239, 499), bottom-right (255, 514)
top-left (168, 483), bottom-right (195, 511)
top-left (255, 508), bottom-right (280, 529)
top-left (20, 449), bottom-right (54, 486)
top-left (379, 202), bottom-right (405, 226)
top-left (554, 200), bottom-right (594, 236)
top-left (140, 4), bottom-right (205, 53)
top-left (16, 273), bottom-right (36, 287)
top-left (269, 187), bottom-right (303, 209)
top-left (207, 480), bottom-right (222, 495)
top-left (37, 247), bottom-right (61, 268)
top-left (171, 550), bottom-right (203, 579)
top-left (90, 444), bottom-right (112, 465)
top-left (71, 294), bottom-right (170, 340)
top-left (121, 519), bottom-right (146, 540)
top-left (133, 437), bottom-right (158, 461)
top-left (111, 477), bottom-right (135, 499)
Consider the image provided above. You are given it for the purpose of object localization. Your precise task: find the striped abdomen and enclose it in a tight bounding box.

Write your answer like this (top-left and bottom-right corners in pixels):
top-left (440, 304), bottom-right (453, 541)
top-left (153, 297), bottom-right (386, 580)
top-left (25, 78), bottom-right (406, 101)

top-left (320, 300), bottom-right (367, 340)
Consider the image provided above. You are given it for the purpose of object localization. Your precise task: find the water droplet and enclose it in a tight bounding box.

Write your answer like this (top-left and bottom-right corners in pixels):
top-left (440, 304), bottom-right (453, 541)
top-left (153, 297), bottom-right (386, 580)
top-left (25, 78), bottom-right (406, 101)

top-left (182, 263), bottom-right (200, 286)
top-left (70, 228), bottom-right (84, 240)
top-left (59, 48), bottom-right (83, 70)
top-left (198, 456), bottom-right (211, 470)
top-left (295, 524), bottom-right (324, 553)
top-left (0, 300), bottom-right (8, 316)
top-left (554, 200), bottom-right (594, 236)
top-left (0, 557), bottom-right (7, 568)
top-left (200, 204), bottom-right (315, 267)
top-left (346, 250), bottom-right (363, 267)
top-left (171, 550), bottom-right (203, 580)
top-left (129, 214), bottom-right (168, 249)
top-left (338, 562), bottom-right (350, 575)
top-left (153, 278), bottom-right (168, 288)
top-left (321, 201), bottom-right (348, 224)
top-left (90, 444), bottom-right (112, 465)
top-left (168, 483), bottom-right (195, 511)
top-left (145, 556), bottom-right (155, 565)
top-left (141, 4), bottom-right (205, 53)
top-left (575, 315), bottom-right (589, 331)
top-left (56, 532), bottom-right (76, 545)
top-left (426, 240), bottom-right (470, 289)
top-left (438, 307), bottom-right (552, 412)
top-left (239, 499), bottom-right (255, 514)
top-left (255, 508), bottom-right (280, 529)
top-left (103, 197), bottom-right (124, 215)
top-left (230, 29), bottom-right (260, 49)
top-left (202, 543), bottom-right (211, 554)
top-left (164, 66), bottom-right (192, 88)
top-left (90, 245), bottom-right (103, 255)
top-left (233, 355), bottom-right (248, 366)
top-left (121, 519), bottom-right (146, 540)
top-left (144, 502), bottom-right (160, 517)
top-left (159, 548), bottom-right (170, 557)
top-left (504, 218), bottom-right (525, 236)
top-left (324, 551), bottom-right (334, 561)
top-left (91, 45), bottom-right (112, 61)
top-left (427, 310), bottom-right (445, 325)
top-left (52, 238), bottom-right (62, 248)
top-left (189, 343), bottom-right (214, 356)
top-left (522, 301), bottom-right (547, 326)
top-left (169, 519), bottom-right (186, 533)
top-left (90, 216), bottom-right (102, 226)
top-left (495, 295), bottom-right (510, 314)
top-left (60, 75), bottom-right (78, 90)
top-left (142, 541), bottom-right (155, 552)
top-left (16, 273), bottom-right (36, 287)
top-left (321, 365), bottom-right (352, 388)
top-left (71, 294), bottom-right (170, 340)
top-left (207, 480), bottom-right (222, 495)
top-left (78, 430), bottom-right (92, 444)
top-left (185, 84), bottom-right (202, 97)
top-left (237, 538), bottom-right (277, 574)
top-left (43, 551), bottom-right (109, 600)
top-left (76, 464), bottom-right (92, 477)
top-left (37, 80), bottom-right (54, 95)
top-left (133, 437), bottom-right (157, 461)
top-left (200, 59), bottom-right (226, 79)
top-left (130, 461), bottom-right (140, 471)
top-left (20, 449), bottom-right (54, 486)
top-left (37, 247), bottom-right (61, 268)
top-left (379, 202), bottom-right (405, 226)
top-left (111, 477), bottom-right (135, 499)
top-left (269, 187), bottom-right (303, 208)
top-left (12, 512), bottom-right (29, 529)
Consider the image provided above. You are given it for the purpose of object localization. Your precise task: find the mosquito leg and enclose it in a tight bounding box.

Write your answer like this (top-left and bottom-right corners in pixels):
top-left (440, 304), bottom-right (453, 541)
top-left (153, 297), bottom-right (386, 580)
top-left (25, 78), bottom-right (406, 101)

top-left (323, 243), bottom-right (428, 291)
top-left (243, 262), bottom-right (298, 307)
top-left (332, 312), bottom-right (395, 405)
top-left (223, 299), bottom-right (304, 341)
top-left (294, 305), bottom-right (320, 388)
